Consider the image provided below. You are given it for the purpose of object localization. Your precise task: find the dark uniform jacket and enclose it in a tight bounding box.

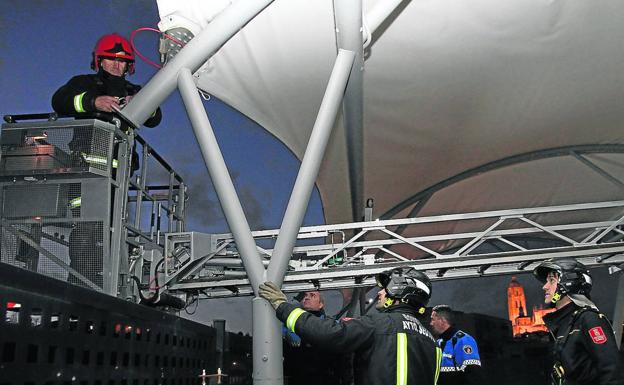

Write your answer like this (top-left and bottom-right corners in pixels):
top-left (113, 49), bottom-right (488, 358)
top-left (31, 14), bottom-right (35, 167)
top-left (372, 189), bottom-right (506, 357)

top-left (436, 327), bottom-right (484, 385)
top-left (51, 69), bottom-right (161, 127)
top-left (52, 69), bottom-right (161, 175)
top-left (276, 302), bottom-right (441, 385)
top-left (543, 303), bottom-right (623, 385)
top-left (282, 308), bottom-right (352, 385)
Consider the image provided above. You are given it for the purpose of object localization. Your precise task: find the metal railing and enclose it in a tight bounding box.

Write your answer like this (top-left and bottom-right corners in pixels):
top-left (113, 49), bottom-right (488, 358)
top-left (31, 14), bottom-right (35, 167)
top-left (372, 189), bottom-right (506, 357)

top-left (0, 117), bottom-right (188, 301)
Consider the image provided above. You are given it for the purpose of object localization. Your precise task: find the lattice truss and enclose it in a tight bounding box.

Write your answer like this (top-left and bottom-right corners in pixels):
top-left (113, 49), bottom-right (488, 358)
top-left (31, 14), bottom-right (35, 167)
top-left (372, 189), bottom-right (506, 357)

top-left (160, 201), bottom-right (624, 299)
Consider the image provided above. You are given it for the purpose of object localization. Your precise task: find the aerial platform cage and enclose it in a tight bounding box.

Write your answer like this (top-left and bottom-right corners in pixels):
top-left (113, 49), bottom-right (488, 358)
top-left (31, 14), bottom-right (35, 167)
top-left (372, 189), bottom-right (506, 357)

top-left (0, 115), bottom-right (187, 300)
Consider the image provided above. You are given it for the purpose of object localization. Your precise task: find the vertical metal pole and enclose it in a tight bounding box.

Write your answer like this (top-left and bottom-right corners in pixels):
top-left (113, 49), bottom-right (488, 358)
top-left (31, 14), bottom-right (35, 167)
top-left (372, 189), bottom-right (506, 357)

top-left (178, 182), bottom-right (186, 232)
top-left (178, 68), bottom-right (283, 384)
top-left (613, 272), bottom-right (624, 349)
top-left (334, 0), bottom-right (365, 222)
top-left (133, 144), bottom-right (149, 239)
top-left (120, 0), bottom-right (275, 127)
top-left (214, 319), bottom-right (226, 370)
top-left (168, 171), bottom-right (175, 233)
top-left (267, 49), bottom-right (356, 285)
top-left (110, 130), bottom-right (131, 297)
top-left (252, 298), bottom-right (283, 385)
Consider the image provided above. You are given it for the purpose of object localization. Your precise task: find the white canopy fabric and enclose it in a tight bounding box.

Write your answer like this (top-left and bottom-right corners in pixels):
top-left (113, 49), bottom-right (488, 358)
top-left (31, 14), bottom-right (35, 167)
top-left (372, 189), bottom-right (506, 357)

top-left (187, 0), bottom-right (624, 241)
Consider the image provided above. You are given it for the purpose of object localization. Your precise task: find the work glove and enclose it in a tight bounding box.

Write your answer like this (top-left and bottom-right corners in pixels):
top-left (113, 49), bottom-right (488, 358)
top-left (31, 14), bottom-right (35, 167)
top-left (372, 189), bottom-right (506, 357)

top-left (258, 281), bottom-right (287, 310)
top-left (284, 330), bottom-right (302, 347)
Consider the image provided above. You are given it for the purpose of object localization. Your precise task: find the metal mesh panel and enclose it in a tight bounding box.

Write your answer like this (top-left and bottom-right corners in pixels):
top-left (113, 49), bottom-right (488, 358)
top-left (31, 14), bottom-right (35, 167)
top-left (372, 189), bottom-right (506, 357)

top-left (0, 124), bottom-right (114, 175)
top-left (2, 184), bottom-right (68, 219)
top-left (68, 125), bottom-right (114, 173)
top-left (0, 219), bottom-right (104, 289)
top-left (1, 119), bottom-right (188, 301)
top-left (0, 120), bottom-right (118, 292)
top-left (68, 221), bottom-right (104, 288)
top-left (1, 181), bottom-right (106, 290)
top-left (68, 183), bottom-right (82, 218)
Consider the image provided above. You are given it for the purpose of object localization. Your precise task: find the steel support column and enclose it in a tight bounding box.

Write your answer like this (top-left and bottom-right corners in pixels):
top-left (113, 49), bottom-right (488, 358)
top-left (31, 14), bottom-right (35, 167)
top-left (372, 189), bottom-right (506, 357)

top-left (252, 298), bottom-right (283, 384)
top-left (334, 0), bottom-right (365, 222)
top-left (178, 68), bottom-right (278, 384)
top-left (120, 0), bottom-right (275, 127)
top-left (267, 49), bottom-right (356, 285)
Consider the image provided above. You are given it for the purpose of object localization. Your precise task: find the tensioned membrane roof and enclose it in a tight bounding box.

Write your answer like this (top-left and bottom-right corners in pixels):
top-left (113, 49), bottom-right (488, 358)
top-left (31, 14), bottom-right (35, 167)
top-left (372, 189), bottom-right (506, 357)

top-left (167, 0), bottom-right (624, 246)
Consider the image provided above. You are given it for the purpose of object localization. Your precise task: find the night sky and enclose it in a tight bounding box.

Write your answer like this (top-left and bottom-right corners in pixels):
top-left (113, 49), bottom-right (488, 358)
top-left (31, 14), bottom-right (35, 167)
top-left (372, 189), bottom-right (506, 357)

top-left (1, 1), bottom-right (619, 333)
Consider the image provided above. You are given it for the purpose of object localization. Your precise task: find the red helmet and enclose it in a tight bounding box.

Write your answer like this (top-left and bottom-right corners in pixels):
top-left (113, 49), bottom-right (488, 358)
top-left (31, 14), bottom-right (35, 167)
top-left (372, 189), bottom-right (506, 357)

top-left (91, 33), bottom-right (135, 75)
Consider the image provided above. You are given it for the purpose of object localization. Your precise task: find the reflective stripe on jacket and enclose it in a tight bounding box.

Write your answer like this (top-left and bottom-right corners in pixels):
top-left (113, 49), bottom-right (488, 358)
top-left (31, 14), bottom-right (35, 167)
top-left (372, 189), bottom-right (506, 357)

top-left (276, 302), bottom-right (441, 385)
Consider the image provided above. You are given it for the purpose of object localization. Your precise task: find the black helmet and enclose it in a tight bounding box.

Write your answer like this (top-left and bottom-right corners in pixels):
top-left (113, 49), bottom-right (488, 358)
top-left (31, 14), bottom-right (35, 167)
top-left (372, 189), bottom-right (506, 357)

top-left (376, 267), bottom-right (432, 309)
top-left (533, 259), bottom-right (592, 298)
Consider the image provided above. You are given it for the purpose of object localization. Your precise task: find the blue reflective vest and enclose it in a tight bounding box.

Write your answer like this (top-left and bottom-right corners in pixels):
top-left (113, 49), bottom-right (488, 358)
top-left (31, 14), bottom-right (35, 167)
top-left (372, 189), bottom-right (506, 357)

top-left (437, 330), bottom-right (481, 372)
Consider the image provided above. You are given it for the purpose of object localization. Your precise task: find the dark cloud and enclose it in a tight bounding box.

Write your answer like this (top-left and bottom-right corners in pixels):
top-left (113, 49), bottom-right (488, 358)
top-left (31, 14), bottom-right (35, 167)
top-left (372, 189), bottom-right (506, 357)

top-left (168, 154), bottom-right (269, 232)
top-left (238, 184), bottom-right (267, 231)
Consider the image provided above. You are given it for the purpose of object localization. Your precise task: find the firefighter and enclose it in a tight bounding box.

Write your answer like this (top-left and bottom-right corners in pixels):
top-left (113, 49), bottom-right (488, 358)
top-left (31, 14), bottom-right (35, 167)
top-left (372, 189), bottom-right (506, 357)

top-left (52, 32), bottom-right (161, 125)
top-left (51, 33), bottom-right (161, 287)
top-left (282, 290), bottom-right (352, 385)
top-left (52, 32), bottom-right (161, 175)
top-left (533, 259), bottom-right (623, 385)
top-left (429, 304), bottom-right (484, 385)
top-left (259, 267), bottom-right (442, 385)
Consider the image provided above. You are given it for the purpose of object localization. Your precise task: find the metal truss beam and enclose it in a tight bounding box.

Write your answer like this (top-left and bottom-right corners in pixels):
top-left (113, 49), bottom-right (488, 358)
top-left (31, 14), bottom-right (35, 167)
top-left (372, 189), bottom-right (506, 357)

top-left (169, 248), bottom-right (624, 298)
top-left (164, 200), bottom-right (624, 298)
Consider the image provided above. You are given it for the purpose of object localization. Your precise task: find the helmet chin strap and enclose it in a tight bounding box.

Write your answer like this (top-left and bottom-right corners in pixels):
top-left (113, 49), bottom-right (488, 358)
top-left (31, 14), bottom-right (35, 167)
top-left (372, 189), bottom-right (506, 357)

top-left (551, 291), bottom-right (562, 304)
top-left (384, 297), bottom-right (426, 314)
top-left (549, 284), bottom-right (567, 307)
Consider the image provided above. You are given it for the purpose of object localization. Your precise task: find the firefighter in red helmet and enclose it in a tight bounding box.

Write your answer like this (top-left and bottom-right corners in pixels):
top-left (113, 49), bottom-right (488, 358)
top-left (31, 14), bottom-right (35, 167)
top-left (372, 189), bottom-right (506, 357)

top-left (50, 33), bottom-right (162, 288)
top-left (52, 32), bottom-right (161, 124)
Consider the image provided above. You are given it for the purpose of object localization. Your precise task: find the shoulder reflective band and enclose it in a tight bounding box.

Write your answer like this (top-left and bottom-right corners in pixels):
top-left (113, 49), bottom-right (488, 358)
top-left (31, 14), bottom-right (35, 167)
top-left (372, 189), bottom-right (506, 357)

top-left (435, 347), bottom-right (442, 384)
top-left (397, 333), bottom-right (407, 385)
top-left (74, 92), bottom-right (87, 113)
top-left (286, 308), bottom-right (306, 333)
top-left (69, 197), bottom-right (81, 209)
